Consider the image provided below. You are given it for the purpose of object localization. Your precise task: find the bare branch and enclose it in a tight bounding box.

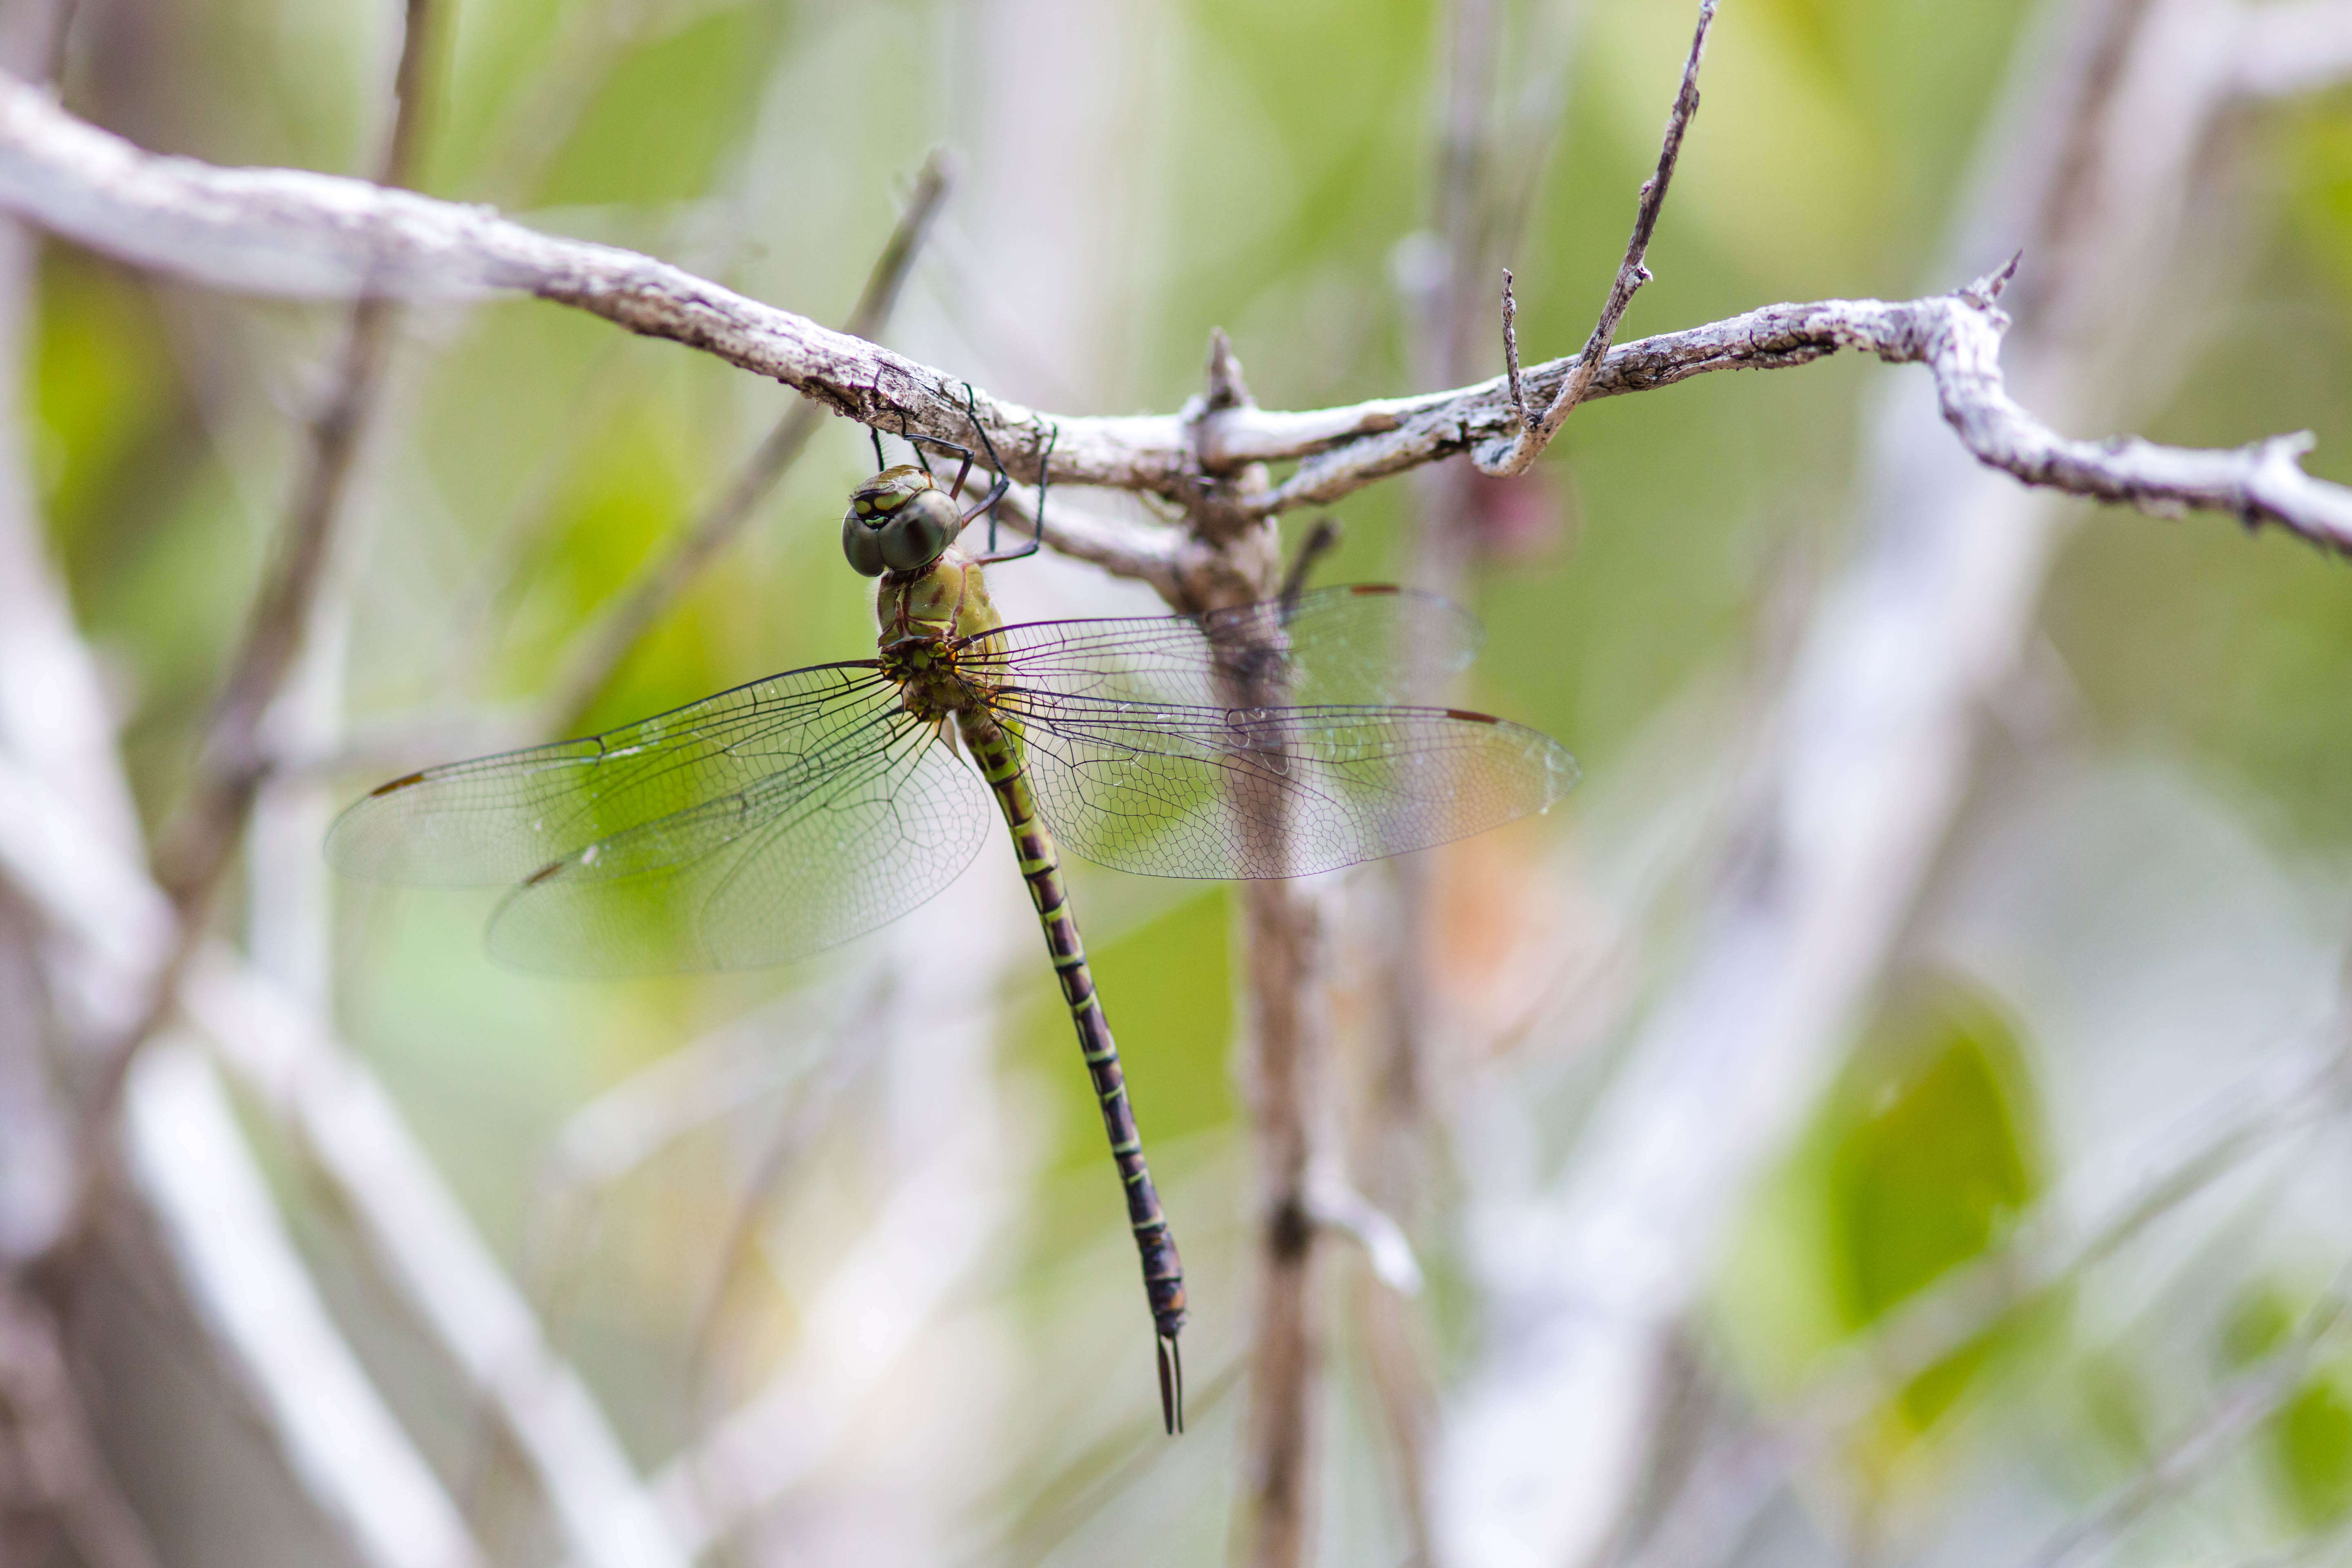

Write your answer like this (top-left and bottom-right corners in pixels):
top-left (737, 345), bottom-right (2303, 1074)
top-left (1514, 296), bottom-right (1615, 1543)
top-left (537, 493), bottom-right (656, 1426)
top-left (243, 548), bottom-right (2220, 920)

top-left (1305, 1176), bottom-right (1424, 1295)
top-left (1500, 265), bottom-right (1530, 435)
top-left (1477, 0), bottom-right (1716, 477)
top-left (1237, 882), bottom-right (1331, 1568)
top-left (541, 148), bottom-right (955, 731)
top-left (3, 72), bottom-right (2345, 561)
top-left (0, 73), bottom-right (1178, 493)
top-left (0, 743), bottom-right (686, 1568)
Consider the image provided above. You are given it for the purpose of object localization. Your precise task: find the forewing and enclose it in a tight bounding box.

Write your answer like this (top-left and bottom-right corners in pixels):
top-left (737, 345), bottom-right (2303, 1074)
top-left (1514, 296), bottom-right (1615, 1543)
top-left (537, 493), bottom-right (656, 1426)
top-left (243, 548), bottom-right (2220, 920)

top-left (964, 585), bottom-right (1482, 712)
top-left (485, 713), bottom-right (991, 975)
top-left (327, 663), bottom-right (895, 887)
top-left (1003, 691), bottom-right (1579, 880)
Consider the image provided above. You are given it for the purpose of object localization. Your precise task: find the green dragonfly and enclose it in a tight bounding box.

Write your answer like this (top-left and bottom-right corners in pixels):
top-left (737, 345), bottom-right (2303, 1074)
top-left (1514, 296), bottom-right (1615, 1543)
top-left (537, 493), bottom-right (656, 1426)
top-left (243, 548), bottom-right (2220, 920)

top-left (328, 409), bottom-right (1578, 1434)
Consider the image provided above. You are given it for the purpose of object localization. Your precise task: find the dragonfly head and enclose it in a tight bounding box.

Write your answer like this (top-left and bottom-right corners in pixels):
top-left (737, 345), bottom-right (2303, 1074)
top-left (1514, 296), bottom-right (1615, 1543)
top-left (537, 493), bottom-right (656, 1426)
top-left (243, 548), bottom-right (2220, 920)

top-left (844, 465), bottom-right (962, 576)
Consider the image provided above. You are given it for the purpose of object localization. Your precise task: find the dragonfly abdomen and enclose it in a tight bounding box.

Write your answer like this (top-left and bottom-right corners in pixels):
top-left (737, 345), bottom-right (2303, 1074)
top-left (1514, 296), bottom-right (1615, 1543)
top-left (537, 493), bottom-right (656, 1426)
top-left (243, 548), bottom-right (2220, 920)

top-left (955, 706), bottom-right (1189, 1434)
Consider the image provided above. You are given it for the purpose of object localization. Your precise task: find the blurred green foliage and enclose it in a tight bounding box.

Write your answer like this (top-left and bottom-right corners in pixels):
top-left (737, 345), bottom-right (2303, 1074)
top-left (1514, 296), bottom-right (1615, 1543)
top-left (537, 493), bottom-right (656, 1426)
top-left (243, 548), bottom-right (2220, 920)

top-left (533, 7), bottom-right (784, 209)
top-left (2224, 1283), bottom-right (2352, 1531)
top-left (1827, 977), bottom-right (2042, 1431)
top-left (1720, 974), bottom-right (2043, 1455)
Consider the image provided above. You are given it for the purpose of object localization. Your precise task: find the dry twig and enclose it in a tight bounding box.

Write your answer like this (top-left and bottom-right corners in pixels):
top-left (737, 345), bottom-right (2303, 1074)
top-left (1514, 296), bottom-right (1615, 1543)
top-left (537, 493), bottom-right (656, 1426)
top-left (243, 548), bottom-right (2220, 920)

top-left (122, 1036), bottom-right (486, 1568)
top-left (1480, 0), bottom-right (1716, 476)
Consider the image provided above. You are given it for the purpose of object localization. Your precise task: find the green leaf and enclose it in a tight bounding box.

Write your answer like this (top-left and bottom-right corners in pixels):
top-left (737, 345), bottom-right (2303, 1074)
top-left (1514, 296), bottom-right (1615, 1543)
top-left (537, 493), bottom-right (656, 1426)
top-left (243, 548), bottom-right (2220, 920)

top-left (1825, 973), bottom-right (2044, 1431)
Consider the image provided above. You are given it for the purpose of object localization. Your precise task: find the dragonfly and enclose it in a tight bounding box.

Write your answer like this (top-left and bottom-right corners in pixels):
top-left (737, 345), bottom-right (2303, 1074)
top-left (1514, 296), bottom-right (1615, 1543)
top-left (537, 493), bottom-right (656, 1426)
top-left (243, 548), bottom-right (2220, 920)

top-left (328, 400), bottom-right (1579, 1434)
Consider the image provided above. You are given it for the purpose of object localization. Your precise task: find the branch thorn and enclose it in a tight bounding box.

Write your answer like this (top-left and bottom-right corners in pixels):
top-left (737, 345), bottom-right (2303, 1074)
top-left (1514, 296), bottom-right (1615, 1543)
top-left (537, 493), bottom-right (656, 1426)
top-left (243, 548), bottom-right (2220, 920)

top-left (1500, 268), bottom-right (1530, 436)
top-left (1203, 327), bottom-right (1254, 412)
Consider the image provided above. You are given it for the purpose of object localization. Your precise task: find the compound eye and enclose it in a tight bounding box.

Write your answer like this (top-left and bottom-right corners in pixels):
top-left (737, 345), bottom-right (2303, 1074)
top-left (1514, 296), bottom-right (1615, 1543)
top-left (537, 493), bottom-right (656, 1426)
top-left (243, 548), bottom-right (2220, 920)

top-left (879, 492), bottom-right (958, 571)
top-left (842, 511), bottom-right (888, 577)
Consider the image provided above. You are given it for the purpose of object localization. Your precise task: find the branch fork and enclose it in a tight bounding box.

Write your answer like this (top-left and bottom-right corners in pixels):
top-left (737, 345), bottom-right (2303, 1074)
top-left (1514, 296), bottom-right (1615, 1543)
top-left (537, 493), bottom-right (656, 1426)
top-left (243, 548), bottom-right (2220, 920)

top-left (1479, 0), bottom-right (1717, 478)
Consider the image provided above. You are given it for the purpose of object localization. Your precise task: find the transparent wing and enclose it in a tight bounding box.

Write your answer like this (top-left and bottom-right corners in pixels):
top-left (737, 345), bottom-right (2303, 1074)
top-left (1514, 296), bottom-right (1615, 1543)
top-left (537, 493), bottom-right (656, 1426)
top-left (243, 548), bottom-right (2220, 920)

top-left (962, 585), bottom-right (1482, 710)
top-left (486, 713), bottom-right (991, 975)
top-left (969, 586), bottom-right (1577, 880)
top-left (327, 663), bottom-right (898, 886)
top-left (1002, 693), bottom-right (1576, 879)
top-left (328, 662), bottom-right (994, 975)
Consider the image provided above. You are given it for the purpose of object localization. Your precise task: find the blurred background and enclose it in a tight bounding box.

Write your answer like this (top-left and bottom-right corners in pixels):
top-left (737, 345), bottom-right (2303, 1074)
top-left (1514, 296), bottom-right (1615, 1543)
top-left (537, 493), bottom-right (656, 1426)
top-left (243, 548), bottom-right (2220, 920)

top-left (6, 0), bottom-right (2352, 1564)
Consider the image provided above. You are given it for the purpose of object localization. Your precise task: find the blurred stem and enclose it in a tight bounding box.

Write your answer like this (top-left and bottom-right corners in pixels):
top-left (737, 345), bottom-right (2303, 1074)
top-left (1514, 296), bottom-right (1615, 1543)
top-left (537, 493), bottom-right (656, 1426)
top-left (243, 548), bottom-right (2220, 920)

top-left (1182, 333), bottom-right (1333, 1568)
top-left (543, 148), bottom-right (954, 734)
top-left (0, 1285), bottom-right (166, 1568)
top-left (1356, 0), bottom-right (1522, 1552)
top-left (1239, 878), bottom-right (1330, 1568)
top-left (0, 6), bottom-right (164, 1563)
top-left (81, 0), bottom-right (439, 1193)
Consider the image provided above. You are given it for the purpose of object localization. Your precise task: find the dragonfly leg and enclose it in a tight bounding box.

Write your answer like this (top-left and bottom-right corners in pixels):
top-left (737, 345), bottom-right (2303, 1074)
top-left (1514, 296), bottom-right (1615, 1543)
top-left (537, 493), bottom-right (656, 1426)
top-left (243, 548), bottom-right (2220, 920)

top-left (868, 423), bottom-right (886, 471)
top-left (955, 384), bottom-right (1014, 553)
top-left (969, 412), bottom-right (1053, 567)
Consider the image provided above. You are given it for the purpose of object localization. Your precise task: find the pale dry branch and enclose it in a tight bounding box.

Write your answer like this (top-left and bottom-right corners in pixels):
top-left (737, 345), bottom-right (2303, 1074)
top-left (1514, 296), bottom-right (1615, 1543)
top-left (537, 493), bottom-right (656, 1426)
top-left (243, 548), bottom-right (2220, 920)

top-left (180, 954), bottom-right (692, 1568)
top-left (1479, 0), bottom-right (1716, 477)
top-left (0, 74), bottom-right (1179, 492)
top-left (1238, 872), bottom-right (1331, 1568)
top-left (0, 756), bottom-right (173, 993)
top-left (1, 73), bottom-right (2347, 558)
top-left (121, 1036), bottom-right (485, 1568)
top-left (0, 746), bottom-right (684, 1568)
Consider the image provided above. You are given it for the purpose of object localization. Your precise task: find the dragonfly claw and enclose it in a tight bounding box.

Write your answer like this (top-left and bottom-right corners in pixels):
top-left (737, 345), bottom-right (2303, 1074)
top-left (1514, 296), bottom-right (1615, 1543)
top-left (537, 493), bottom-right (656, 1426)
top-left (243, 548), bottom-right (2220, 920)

top-left (1157, 1332), bottom-right (1185, 1436)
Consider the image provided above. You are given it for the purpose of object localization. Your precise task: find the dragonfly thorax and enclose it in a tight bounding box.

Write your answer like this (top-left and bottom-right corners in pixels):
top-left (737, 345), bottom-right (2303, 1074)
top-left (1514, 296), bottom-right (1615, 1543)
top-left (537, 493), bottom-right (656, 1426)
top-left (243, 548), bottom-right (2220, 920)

top-left (875, 550), bottom-right (1004, 720)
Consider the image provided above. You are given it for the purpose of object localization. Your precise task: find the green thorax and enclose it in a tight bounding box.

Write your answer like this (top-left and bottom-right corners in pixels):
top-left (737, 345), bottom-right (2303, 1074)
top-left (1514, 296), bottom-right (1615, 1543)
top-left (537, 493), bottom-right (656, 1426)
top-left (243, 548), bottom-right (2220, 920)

top-left (875, 549), bottom-right (1004, 722)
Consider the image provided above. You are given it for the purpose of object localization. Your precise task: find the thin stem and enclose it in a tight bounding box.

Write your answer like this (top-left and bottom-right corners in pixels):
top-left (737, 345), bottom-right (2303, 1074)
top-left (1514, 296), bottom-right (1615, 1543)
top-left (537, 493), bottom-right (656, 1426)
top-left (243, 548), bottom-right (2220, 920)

top-left (1480, 0), bottom-right (1717, 476)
